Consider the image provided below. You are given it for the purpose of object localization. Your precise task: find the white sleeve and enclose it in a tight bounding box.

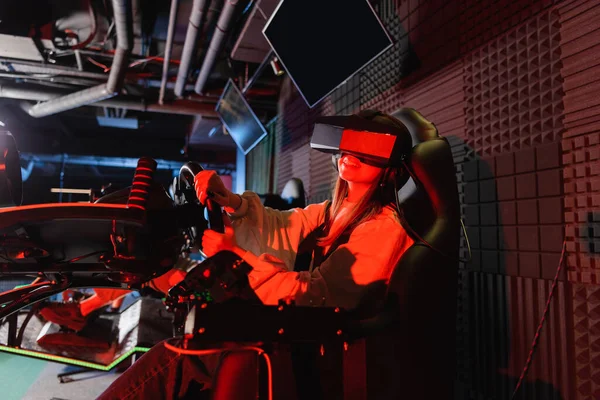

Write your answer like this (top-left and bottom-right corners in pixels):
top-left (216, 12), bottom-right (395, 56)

top-left (241, 216), bottom-right (413, 310)
top-left (228, 192), bottom-right (328, 271)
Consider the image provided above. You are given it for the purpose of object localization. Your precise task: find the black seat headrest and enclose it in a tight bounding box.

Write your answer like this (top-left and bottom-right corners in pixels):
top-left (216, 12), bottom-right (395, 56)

top-left (392, 108), bottom-right (460, 255)
top-left (281, 178), bottom-right (306, 208)
top-left (394, 108), bottom-right (439, 145)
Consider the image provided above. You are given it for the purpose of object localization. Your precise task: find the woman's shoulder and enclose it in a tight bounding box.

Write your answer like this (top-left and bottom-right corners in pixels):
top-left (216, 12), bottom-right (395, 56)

top-left (376, 205), bottom-right (403, 225)
top-left (298, 200), bottom-right (330, 222)
top-left (355, 206), bottom-right (403, 235)
top-left (304, 200), bottom-right (330, 210)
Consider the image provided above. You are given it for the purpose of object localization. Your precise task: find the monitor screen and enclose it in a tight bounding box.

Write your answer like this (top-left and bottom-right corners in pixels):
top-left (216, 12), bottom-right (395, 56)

top-left (263, 0), bottom-right (393, 108)
top-left (215, 79), bottom-right (268, 155)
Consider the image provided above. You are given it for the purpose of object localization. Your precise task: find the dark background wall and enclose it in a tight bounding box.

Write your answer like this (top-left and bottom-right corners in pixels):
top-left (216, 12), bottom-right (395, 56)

top-left (247, 0), bottom-right (600, 398)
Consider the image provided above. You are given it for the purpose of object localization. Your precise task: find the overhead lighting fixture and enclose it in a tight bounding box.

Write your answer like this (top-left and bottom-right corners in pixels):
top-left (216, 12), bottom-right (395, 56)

top-left (50, 188), bottom-right (92, 195)
top-left (270, 57), bottom-right (285, 76)
top-left (97, 116), bottom-right (139, 130)
top-left (0, 121), bottom-right (5, 127)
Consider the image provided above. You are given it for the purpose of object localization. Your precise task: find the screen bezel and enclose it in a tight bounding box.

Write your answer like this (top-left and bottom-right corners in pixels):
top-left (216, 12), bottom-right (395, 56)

top-left (215, 79), bottom-right (269, 155)
top-left (262, 0), bottom-right (394, 108)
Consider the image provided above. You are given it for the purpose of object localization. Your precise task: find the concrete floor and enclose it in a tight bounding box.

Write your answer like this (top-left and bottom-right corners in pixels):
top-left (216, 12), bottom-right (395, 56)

top-left (0, 354), bottom-right (121, 400)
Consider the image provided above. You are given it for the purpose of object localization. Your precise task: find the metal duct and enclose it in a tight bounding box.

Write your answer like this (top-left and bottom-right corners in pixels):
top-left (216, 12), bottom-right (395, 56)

top-left (159, 0), bottom-right (179, 104)
top-left (194, 0), bottom-right (240, 95)
top-left (1, 59), bottom-right (109, 80)
top-left (0, 85), bottom-right (65, 102)
top-left (27, 0), bottom-right (133, 118)
top-left (0, 83), bottom-right (219, 117)
top-left (174, 0), bottom-right (209, 97)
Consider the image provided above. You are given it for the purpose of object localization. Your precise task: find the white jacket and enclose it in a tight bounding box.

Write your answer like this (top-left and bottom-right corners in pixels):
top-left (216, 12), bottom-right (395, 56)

top-left (230, 192), bottom-right (414, 310)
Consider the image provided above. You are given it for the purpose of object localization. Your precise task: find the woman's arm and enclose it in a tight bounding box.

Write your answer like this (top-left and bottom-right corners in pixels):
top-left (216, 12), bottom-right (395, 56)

top-left (194, 170), bottom-right (327, 270)
top-left (229, 192), bottom-right (328, 270)
top-left (239, 215), bottom-right (414, 310)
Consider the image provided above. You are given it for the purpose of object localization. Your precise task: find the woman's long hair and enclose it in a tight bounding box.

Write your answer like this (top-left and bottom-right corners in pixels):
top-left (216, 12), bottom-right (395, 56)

top-left (318, 167), bottom-right (402, 247)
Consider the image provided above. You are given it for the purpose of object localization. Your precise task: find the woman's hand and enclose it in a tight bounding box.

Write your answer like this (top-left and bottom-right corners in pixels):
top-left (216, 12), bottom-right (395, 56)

top-left (201, 214), bottom-right (241, 257)
top-left (194, 170), bottom-right (239, 208)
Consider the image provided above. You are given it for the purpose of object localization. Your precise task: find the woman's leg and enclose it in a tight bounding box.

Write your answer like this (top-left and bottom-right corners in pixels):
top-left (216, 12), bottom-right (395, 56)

top-left (98, 339), bottom-right (218, 400)
top-left (39, 289), bottom-right (131, 331)
top-left (211, 350), bottom-right (260, 400)
top-left (80, 289), bottom-right (131, 316)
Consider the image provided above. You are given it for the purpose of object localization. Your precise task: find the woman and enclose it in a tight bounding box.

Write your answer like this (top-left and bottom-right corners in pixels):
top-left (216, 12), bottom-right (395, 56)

top-left (98, 110), bottom-right (414, 400)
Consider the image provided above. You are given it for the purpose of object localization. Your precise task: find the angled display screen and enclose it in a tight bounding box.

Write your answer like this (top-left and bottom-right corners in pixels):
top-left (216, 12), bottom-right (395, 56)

top-left (263, 0), bottom-right (393, 108)
top-left (215, 79), bottom-right (268, 155)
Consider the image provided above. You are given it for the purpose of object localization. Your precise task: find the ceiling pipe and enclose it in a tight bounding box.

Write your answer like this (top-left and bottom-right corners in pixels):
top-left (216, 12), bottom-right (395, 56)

top-left (27, 0), bottom-right (133, 118)
top-left (0, 58), bottom-right (109, 80)
top-left (0, 83), bottom-right (218, 117)
top-left (0, 85), bottom-right (65, 101)
top-left (131, 0), bottom-right (143, 39)
top-left (159, 0), bottom-right (179, 105)
top-left (194, 0), bottom-right (241, 95)
top-left (174, 0), bottom-right (209, 98)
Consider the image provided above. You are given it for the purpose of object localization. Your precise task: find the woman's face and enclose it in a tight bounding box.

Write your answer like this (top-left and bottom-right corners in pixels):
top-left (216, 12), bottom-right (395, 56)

top-left (337, 153), bottom-right (383, 184)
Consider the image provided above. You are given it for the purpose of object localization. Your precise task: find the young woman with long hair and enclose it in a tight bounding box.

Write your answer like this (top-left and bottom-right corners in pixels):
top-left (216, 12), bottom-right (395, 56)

top-left (197, 111), bottom-right (414, 310)
top-left (98, 110), bottom-right (414, 400)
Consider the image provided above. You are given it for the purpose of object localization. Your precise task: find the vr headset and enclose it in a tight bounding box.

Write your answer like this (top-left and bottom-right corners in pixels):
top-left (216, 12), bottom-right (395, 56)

top-left (309, 113), bottom-right (412, 168)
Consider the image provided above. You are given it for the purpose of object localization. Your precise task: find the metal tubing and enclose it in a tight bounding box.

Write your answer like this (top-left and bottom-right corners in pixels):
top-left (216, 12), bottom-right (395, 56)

top-left (174, 0), bottom-right (209, 97)
top-left (0, 83), bottom-right (218, 117)
top-left (194, 0), bottom-right (240, 95)
top-left (159, 0), bottom-right (179, 104)
top-left (0, 58), bottom-right (109, 80)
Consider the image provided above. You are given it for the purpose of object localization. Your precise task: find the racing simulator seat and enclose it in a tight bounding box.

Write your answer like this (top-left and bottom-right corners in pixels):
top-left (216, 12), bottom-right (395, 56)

top-left (170, 108), bottom-right (460, 400)
top-left (307, 108), bottom-right (460, 399)
top-left (259, 177), bottom-right (306, 210)
top-left (352, 108), bottom-right (460, 399)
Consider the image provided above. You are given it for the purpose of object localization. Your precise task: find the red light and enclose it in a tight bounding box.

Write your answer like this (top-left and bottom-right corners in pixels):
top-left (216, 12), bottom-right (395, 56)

top-left (203, 269), bottom-right (211, 278)
top-left (340, 129), bottom-right (396, 159)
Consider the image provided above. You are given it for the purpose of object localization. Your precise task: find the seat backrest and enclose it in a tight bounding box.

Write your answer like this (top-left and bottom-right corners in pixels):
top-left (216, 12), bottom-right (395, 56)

top-left (280, 178), bottom-right (306, 209)
top-left (393, 107), bottom-right (461, 256)
top-left (260, 178), bottom-right (306, 210)
top-left (208, 110), bottom-right (460, 400)
top-left (355, 108), bottom-right (460, 400)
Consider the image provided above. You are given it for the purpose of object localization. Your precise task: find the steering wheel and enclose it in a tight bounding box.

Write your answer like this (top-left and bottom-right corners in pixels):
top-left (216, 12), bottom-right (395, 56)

top-left (177, 162), bottom-right (225, 256)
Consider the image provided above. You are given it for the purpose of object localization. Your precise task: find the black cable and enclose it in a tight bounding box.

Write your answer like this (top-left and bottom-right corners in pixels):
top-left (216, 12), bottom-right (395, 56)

top-left (511, 240), bottom-right (567, 399)
top-left (58, 250), bottom-right (107, 264)
top-left (16, 303), bottom-right (39, 346)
